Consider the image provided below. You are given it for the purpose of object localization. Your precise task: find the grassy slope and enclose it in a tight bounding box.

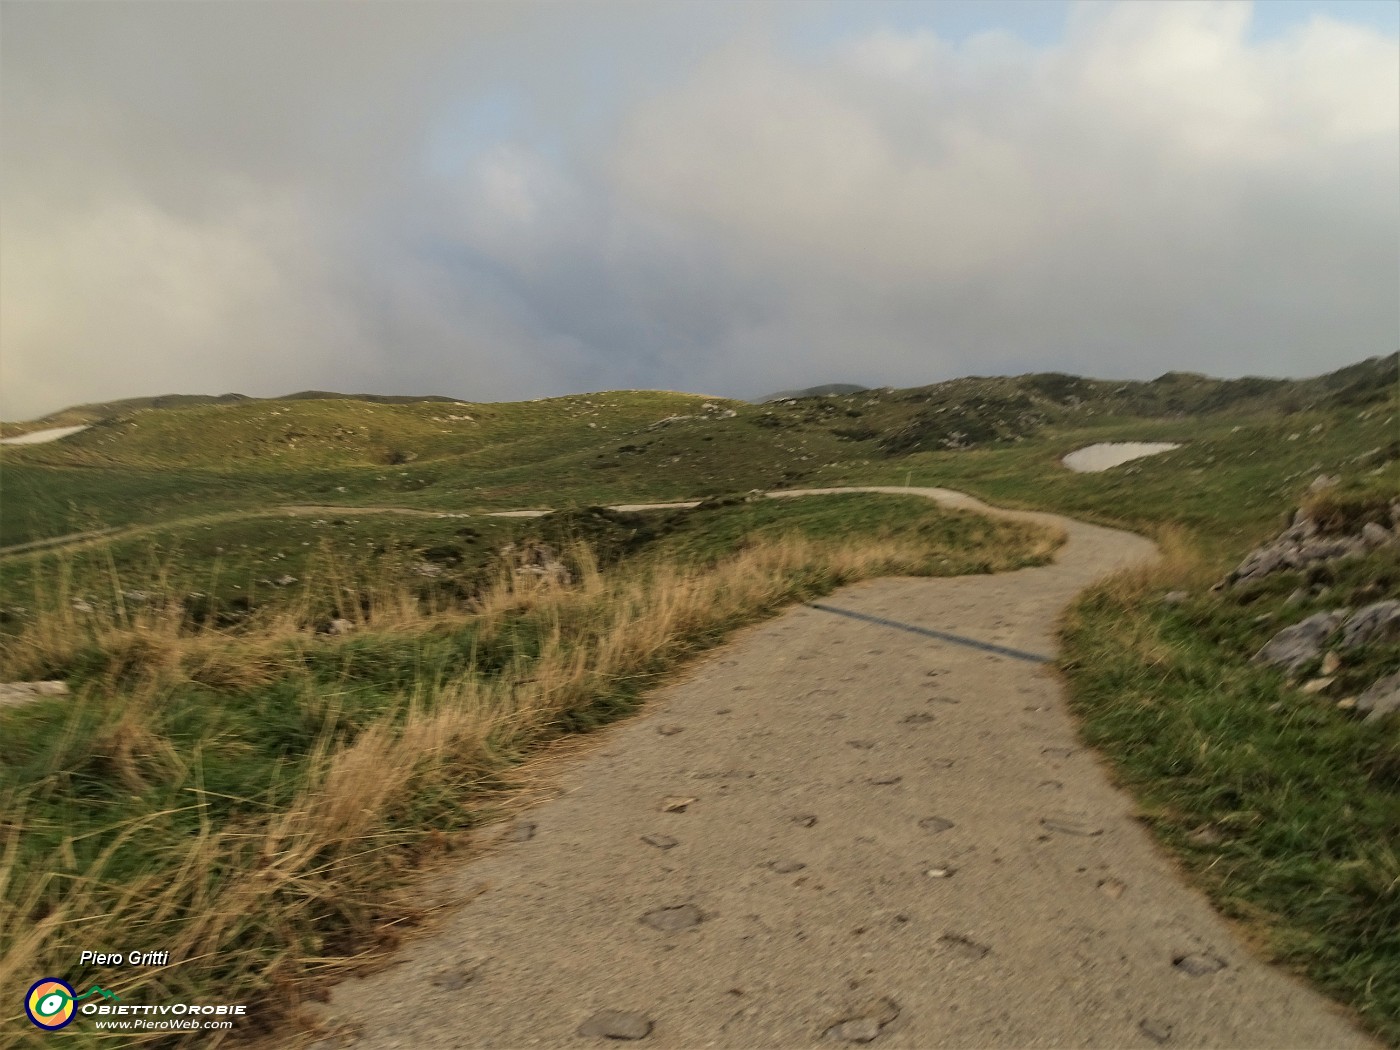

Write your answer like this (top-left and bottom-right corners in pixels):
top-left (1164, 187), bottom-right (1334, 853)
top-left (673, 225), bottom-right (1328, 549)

top-left (1, 354), bottom-right (1396, 1041)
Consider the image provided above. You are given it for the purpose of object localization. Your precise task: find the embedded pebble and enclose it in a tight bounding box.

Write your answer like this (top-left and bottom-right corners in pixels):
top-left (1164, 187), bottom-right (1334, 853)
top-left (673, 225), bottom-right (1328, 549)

top-left (656, 724), bottom-right (684, 736)
top-left (1041, 746), bottom-right (1075, 759)
top-left (641, 834), bottom-right (678, 850)
top-left (901, 712), bottom-right (936, 725)
top-left (577, 1009), bottom-right (654, 1040)
top-left (793, 814), bottom-right (819, 828)
top-left (660, 796), bottom-right (695, 813)
top-left (867, 773), bottom-right (902, 785)
top-left (641, 904), bottom-right (703, 932)
top-left (1039, 817), bottom-right (1103, 837)
top-left (430, 961), bottom-right (484, 990)
top-left (768, 859), bottom-right (806, 873)
top-left (1098, 878), bottom-right (1126, 899)
top-left (925, 867), bottom-right (955, 879)
top-left (847, 740), bottom-right (876, 750)
top-left (1173, 952), bottom-right (1226, 976)
top-left (825, 997), bottom-right (900, 1043)
top-left (508, 822), bottom-right (536, 842)
top-left (938, 932), bottom-right (991, 959)
top-left (1140, 1018), bottom-right (1173, 1044)
top-left (918, 816), bottom-right (955, 834)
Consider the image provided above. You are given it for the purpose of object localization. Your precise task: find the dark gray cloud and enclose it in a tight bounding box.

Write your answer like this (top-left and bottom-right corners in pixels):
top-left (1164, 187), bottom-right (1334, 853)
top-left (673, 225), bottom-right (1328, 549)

top-left (1, 1), bottom-right (1395, 418)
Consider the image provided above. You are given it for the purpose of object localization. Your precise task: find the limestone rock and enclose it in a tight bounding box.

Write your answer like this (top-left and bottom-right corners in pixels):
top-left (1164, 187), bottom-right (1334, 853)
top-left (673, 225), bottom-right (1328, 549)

top-left (1252, 611), bottom-right (1348, 674)
top-left (1338, 601), bottom-right (1400, 651)
top-left (1356, 671), bottom-right (1400, 723)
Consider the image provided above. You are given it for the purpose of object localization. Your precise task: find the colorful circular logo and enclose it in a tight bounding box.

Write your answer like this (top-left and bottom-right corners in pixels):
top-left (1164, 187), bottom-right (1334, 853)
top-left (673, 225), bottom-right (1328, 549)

top-left (25, 978), bottom-right (76, 1030)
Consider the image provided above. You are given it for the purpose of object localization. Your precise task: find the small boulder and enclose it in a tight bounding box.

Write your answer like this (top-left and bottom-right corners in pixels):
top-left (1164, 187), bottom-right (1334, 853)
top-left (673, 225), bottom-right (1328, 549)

top-left (1339, 601), bottom-right (1400, 651)
top-left (1356, 672), bottom-right (1400, 723)
top-left (1362, 521), bottom-right (1395, 548)
top-left (1253, 610), bottom-right (1349, 674)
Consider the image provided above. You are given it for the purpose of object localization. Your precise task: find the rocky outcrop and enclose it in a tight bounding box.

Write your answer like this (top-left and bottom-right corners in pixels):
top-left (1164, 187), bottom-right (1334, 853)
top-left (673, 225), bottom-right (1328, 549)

top-left (500, 541), bottom-right (571, 588)
top-left (1216, 504), bottom-right (1397, 590)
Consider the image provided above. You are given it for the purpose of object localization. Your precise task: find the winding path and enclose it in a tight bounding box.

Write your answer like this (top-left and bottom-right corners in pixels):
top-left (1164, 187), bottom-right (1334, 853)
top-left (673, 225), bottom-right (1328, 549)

top-left (303, 487), bottom-right (1373, 1049)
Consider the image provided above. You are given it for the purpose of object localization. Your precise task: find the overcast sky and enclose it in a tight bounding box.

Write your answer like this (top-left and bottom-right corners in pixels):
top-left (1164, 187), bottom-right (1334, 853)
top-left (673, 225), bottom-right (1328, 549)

top-left (2, 0), bottom-right (1396, 419)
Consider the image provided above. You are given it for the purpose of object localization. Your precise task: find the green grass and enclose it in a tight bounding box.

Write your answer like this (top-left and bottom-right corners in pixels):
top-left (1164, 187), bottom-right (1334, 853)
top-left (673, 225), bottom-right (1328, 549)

top-left (1, 355), bottom-right (1396, 1043)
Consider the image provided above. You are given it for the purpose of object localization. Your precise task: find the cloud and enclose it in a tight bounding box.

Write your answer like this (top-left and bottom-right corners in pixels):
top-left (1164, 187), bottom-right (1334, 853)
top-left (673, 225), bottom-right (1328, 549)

top-left (1, 1), bottom-right (1395, 418)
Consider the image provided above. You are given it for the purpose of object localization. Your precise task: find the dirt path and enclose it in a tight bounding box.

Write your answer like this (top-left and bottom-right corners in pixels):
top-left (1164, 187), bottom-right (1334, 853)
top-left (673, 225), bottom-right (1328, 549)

top-left (306, 487), bottom-right (1373, 1050)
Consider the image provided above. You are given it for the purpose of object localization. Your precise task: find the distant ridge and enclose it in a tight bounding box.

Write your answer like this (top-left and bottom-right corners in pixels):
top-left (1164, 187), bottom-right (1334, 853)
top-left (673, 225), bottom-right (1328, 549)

top-left (758, 383), bottom-right (868, 403)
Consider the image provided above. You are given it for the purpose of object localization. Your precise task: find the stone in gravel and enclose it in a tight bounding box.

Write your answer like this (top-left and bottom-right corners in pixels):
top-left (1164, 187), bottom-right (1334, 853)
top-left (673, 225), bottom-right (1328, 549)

top-left (901, 712), bottom-right (935, 725)
top-left (1356, 671), bottom-right (1400, 723)
top-left (660, 796), bottom-right (695, 812)
top-left (641, 834), bottom-right (677, 850)
top-left (918, 816), bottom-right (955, 834)
top-left (1173, 952), bottom-right (1226, 976)
top-left (768, 860), bottom-right (806, 873)
top-left (430, 962), bottom-right (483, 990)
top-left (1040, 816), bottom-right (1104, 837)
top-left (1140, 1018), bottom-right (1174, 1044)
top-left (577, 1010), bottom-right (653, 1040)
top-left (508, 822), bottom-right (536, 842)
top-left (1098, 878), bottom-right (1126, 899)
top-left (938, 933), bottom-right (991, 959)
top-left (656, 724), bottom-right (684, 736)
top-left (793, 814), bottom-right (819, 828)
top-left (867, 773), bottom-right (902, 785)
top-left (71, 599), bottom-right (94, 613)
top-left (641, 904), bottom-right (703, 932)
top-left (847, 740), bottom-right (876, 750)
top-left (825, 998), bottom-right (900, 1043)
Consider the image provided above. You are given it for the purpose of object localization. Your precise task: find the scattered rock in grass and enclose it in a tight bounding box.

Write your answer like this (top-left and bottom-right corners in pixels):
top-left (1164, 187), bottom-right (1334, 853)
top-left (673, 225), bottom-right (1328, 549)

top-left (640, 904), bottom-right (703, 932)
top-left (121, 590), bottom-right (150, 604)
top-left (274, 574), bottom-right (299, 587)
top-left (641, 834), bottom-right (677, 850)
top-left (1361, 521), bottom-right (1395, 548)
top-left (768, 860), bottom-right (806, 873)
top-left (1355, 671), bottom-right (1400, 723)
top-left (1188, 826), bottom-right (1224, 846)
top-left (1308, 474), bottom-right (1339, 494)
top-left (1338, 600), bottom-right (1400, 650)
top-left (1160, 591), bottom-right (1189, 606)
top-left (1300, 677), bottom-right (1334, 694)
top-left (577, 1009), bottom-right (653, 1040)
top-left (71, 599), bottom-right (94, 613)
top-left (918, 816), bottom-right (955, 834)
top-left (1321, 651), bottom-right (1341, 675)
top-left (323, 618), bottom-right (355, 635)
top-left (507, 822), bottom-right (536, 842)
top-left (1173, 952), bottom-right (1226, 976)
top-left (1283, 587), bottom-right (1308, 607)
top-left (660, 796), bottom-right (695, 813)
top-left (1252, 610), bottom-right (1349, 675)
top-left (0, 681), bottom-right (69, 709)
top-left (1337, 697), bottom-right (1358, 711)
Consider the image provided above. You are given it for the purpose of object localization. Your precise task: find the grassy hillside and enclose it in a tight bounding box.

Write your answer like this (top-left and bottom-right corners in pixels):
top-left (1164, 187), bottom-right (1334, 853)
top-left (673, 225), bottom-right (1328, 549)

top-left (1, 352), bottom-right (1396, 1043)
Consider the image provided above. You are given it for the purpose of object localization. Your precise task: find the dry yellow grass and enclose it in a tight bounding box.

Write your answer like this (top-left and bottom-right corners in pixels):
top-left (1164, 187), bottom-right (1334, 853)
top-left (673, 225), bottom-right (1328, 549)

top-left (0, 519), bottom-right (1058, 1043)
